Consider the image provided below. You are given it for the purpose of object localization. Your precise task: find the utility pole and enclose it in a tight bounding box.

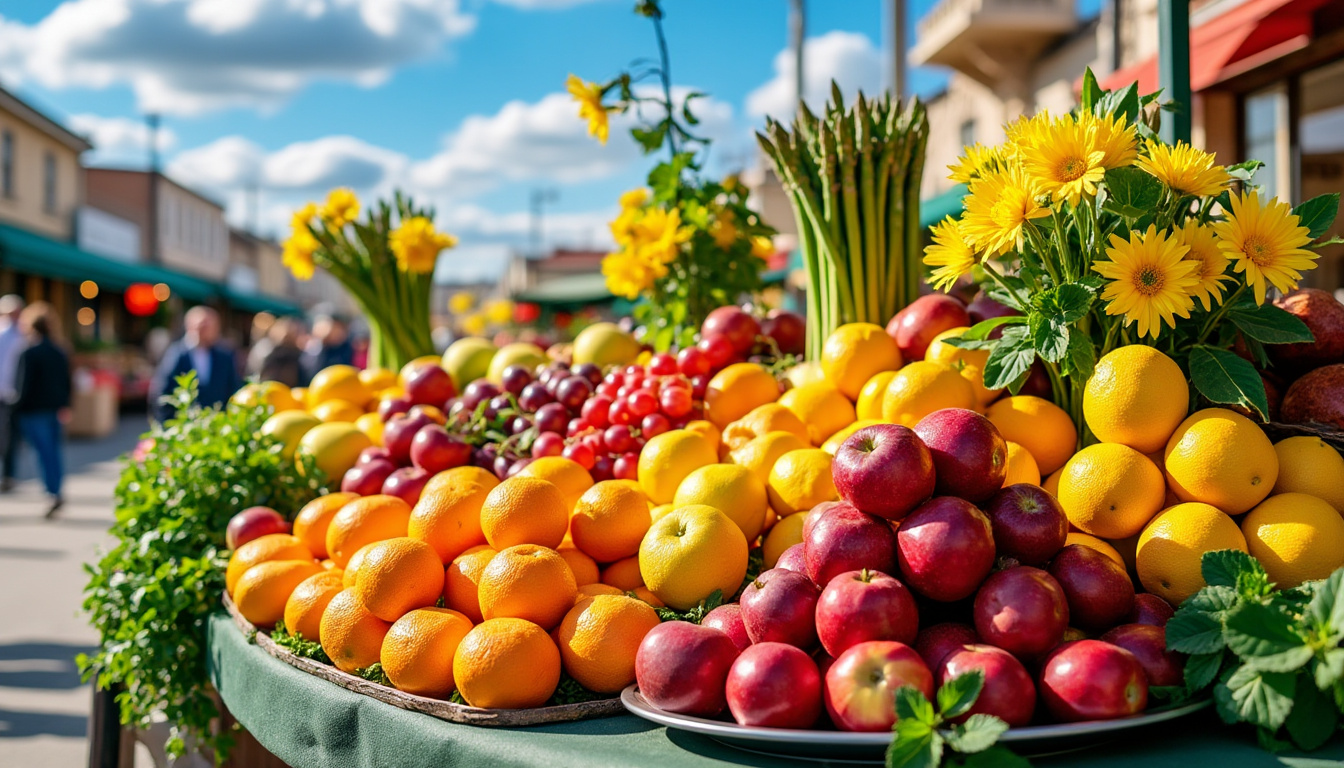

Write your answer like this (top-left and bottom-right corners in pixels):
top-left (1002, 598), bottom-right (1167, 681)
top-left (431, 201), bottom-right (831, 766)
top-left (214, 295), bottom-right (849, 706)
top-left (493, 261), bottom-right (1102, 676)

top-left (146, 113), bottom-right (161, 263)
top-left (1158, 0), bottom-right (1191, 144)
top-left (889, 0), bottom-right (907, 103)
top-left (789, 0), bottom-right (806, 115)
top-left (529, 188), bottom-right (558, 258)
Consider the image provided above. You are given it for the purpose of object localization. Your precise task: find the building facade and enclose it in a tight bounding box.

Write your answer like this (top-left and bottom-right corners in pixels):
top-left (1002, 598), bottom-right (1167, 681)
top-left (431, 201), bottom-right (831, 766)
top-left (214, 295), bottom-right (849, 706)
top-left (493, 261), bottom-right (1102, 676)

top-left (0, 87), bottom-right (89, 243)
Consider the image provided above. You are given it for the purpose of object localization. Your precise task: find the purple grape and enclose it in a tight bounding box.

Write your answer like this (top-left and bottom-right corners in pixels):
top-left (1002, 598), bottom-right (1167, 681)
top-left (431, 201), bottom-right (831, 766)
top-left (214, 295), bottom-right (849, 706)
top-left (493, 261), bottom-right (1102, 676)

top-left (501, 365), bottom-right (534, 396)
top-left (493, 455), bottom-right (513, 479)
top-left (471, 447), bottom-right (493, 470)
top-left (509, 415), bottom-right (533, 435)
top-left (555, 376), bottom-right (593, 411)
top-left (534, 402), bottom-right (570, 434)
top-left (461, 380), bottom-right (501, 410)
top-left (506, 458), bottom-right (535, 478)
top-left (484, 394), bottom-right (512, 421)
top-left (591, 455), bottom-right (614, 482)
top-left (573, 363), bottom-right (603, 386)
top-left (518, 382), bottom-right (554, 412)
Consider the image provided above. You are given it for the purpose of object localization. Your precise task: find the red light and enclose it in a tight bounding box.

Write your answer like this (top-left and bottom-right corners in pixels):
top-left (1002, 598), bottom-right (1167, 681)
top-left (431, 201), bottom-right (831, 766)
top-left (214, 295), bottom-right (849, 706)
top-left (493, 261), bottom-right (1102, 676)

top-left (124, 283), bottom-right (160, 316)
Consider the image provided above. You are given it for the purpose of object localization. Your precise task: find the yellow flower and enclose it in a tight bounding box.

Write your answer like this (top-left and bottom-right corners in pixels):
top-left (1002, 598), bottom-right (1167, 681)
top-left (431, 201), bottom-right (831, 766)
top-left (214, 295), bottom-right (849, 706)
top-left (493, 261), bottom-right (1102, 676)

top-left (461, 313), bottom-right (487, 337)
top-left (602, 250), bottom-right (658, 299)
top-left (1136, 141), bottom-right (1231, 198)
top-left (1092, 225), bottom-right (1200, 339)
top-left (750, 235), bottom-right (775, 260)
top-left (1175, 219), bottom-right (1233, 311)
top-left (633, 206), bottom-right (692, 266)
top-left (710, 210), bottom-right (738, 249)
top-left (389, 216), bottom-right (457, 274)
top-left (619, 188), bottom-right (648, 209)
top-left (292, 202), bottom-right (318, 231)
top-left (567, 74), bottom-right (610, 145)
top-left (321, 188), bottom-right (359, 228)
top-left (486, 300), bottom-right (514, 325)
top-left (959, 167), bottom-right (1050, 256)
top-left (923, 216), bottom-right (979, 292)
top-left (947, 144), bottom-right (1002, 184)
top-left (1021, 115), bottom-right (1106, 207)
top-left (1080, 112), bottom-right (1138, 169)
top-left (282, 229), bottom-right (318, 281)
top-left (449, 291), bottom-right (475, 314)
top-left (1004, 112), bottom-right (1053, 157)
top-left (1212, 190), bottom-right (1318, 305)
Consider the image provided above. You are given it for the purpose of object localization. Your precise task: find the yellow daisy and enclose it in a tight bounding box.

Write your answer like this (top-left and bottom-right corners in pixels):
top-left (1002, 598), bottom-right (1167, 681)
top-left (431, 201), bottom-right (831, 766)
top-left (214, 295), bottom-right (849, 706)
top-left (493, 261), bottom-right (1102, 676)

top-left (282, 229), bottom-right (318, 281)
top-left (320, 188), bottom-right (359, 228)
top-left (1004, 111), bottom-right (1053, 156)
top-left (710, 210), bottom-right (738, 249)
top-left (947, 143), bottom-right (1002, 184)
top-left (291, 202), bottom-right (317, 231)
top-left (567, 74), bottom-right (610, 145)
top-left (1092, 225), bottom-right (1200, 339)
top-left (1212, 190), bottom-right (1318, 304)
top-left (959, 167), bottom-right (1050, 256)
top-left (602, 249), bottom-right (658, 299)
top-left (923, 216), bottom-right (978, 292)
top-left (1174, 219), bottom-right (1233, 311)
top-left (750, 235), bottom-right (775, 260)
top-left (448, 291), bottom-right (475, 314)
top-left (389, 216), bottom-right (457, 274)
top-left (619, 188), bottom-right (648, 209)
top-left (1136, 141), bottom-right (1231, 198)
top-left (1079, 112), bottom-right (1138, 169)
top-left (633, 206), bottom-right (692, 266)
top-left (1021, 115), bottom-right (1106, 207)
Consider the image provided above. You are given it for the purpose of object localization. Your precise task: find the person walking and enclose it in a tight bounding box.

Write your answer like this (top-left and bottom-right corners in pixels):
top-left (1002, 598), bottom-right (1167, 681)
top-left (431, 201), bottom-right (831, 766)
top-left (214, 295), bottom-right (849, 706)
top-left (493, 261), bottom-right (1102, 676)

top-left (304, 314), bottom-right (353, 379)
top-left (249, 317), bottom-right (306, 387)
top-left (150, 306), bottom-right (242, 420)
top-left (0, 294), bottom-right (24, 493)
top-left (13, 302), bottom-right (71, 518)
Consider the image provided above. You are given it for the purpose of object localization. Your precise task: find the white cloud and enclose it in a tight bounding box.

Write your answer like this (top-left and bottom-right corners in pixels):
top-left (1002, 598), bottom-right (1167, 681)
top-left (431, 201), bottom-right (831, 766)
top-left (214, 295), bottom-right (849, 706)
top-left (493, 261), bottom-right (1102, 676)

top-left (0, 0), bottom-right (476, 115)
top-left (168, 136), bottom-right (266, 189)
top-left (488, 0), bottom-right (609, 7)
top-left (68, 113), bottom-right (177, 165)
top-left (746, 31), bottom-right (884, 121)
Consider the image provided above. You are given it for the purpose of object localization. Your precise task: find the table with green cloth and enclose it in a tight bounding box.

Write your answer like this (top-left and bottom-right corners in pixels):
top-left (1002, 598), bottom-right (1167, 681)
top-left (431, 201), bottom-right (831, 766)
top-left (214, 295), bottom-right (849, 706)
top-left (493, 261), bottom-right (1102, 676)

top-left (207, 612), bottom-right (1339, 768)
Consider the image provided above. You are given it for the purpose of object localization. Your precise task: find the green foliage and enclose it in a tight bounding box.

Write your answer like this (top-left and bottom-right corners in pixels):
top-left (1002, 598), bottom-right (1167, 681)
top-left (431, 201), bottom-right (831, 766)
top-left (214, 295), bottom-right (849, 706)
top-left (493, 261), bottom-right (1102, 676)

top-left (654, 589), bottom-right (723, 624)
top-left (886, 671), bottom-right (1028, 768)
top-left (78, 376), bottom-right (326, 759)
top-left (357, 662), bottom-right (392, 686)
top-left (270, 620), bottom-right (332, 665)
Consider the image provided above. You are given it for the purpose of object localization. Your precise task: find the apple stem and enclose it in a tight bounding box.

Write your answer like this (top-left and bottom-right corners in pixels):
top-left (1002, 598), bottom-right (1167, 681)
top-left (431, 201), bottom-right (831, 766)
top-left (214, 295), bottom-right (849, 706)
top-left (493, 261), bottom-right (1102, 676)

top-left (859, 568), bottom-right (872, 583)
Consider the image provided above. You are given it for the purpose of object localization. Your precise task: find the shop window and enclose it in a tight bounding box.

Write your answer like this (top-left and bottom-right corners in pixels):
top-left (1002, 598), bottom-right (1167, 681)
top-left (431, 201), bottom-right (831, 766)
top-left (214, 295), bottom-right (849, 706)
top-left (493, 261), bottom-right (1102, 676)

top-left (1, 130), bottom-right (12, 198)
top-left (1244, 85), bottom-right (1288, 199)
top-left (42, 151), bottom-right (56, 214)
top-left (960, 119), bottom-right (976, 148)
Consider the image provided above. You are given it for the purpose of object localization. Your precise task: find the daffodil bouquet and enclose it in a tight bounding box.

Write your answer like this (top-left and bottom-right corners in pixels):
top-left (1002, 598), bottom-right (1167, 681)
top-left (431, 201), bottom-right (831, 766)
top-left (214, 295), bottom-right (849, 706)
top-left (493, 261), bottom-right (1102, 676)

top-left (931, 72), bottom-right (1340, 433)
top-left (284, 189), bottom-right (457, 369)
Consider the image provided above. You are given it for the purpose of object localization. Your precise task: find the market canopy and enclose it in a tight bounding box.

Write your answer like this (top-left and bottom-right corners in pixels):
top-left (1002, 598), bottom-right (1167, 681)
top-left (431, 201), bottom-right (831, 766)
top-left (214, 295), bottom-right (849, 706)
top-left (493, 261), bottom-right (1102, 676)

top-left (514, 273), bottom-right (614, 307)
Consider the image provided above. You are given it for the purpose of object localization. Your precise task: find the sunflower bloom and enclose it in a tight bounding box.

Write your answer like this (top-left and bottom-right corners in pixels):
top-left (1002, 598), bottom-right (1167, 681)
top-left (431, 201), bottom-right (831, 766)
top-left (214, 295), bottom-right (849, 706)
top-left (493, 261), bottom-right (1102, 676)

top-left (923, 216), bottom-right (979, 292)
top-left (633, 206), bottom-right (692, 266)
top-left (750, 235), bottom-right (775, 260)
top-left (291, 202), bottom-right (317, 231)
top-left (602, 250), bottom-right (658, 299)
top-left (567, 74), bottom-right (610, 145)
top-left (321, 188), bottom-right (359, 228)
top-left (1004, 111), bottom-right (1053, 155)
top-left (959, 167), bottom-right (1050, 256)
top-left (947, 143), bottom-right (1002, 184)
top-left (1080, 112), bottom-right (1138, 169)
top-left (282, 229), bottom-right (318, 281)
top-left (619, 188), bottom-right (648, 209)
top-left (1175, 219), bottom-right (1233, 311)
top-left (389, 216), bottom-right (457, 274)
top-left (1092, 225), bottom-right (1200, 339)
top-left (1021, 115), bottom-right (1106, 207)
top-left (1212, 190), bottom-right (1317, 304)
top-left (1137, 141), bottom-right (1231, 198)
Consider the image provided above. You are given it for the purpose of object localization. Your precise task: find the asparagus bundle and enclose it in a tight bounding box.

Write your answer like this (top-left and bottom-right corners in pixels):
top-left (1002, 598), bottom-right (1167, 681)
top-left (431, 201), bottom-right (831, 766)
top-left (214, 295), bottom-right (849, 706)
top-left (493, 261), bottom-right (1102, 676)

top-left (757, 84), bottom-right (929, 359)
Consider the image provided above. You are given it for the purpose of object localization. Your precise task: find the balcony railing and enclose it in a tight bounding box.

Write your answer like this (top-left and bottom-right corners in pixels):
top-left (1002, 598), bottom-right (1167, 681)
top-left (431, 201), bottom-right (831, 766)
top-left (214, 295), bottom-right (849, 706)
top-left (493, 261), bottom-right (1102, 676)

top-left (912, 0), bottom-right (1077, 74)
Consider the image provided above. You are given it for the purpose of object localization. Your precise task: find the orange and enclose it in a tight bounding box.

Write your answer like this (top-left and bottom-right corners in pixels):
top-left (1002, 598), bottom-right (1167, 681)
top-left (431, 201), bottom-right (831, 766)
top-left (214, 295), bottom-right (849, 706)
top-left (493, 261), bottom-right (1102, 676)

top-left (453, 618), bottom-right (560, 709)
top-left (233, 560), bottom-right (325, 626)
top-left (226, 534), bottom-right (314, 595)
top-left (1272, 437), bottom-right (1344, 513)
top-left (704, 363), bottom-right (780, 429)
top-left (762, 511), bottom-right (806, 568)
top-left (570, 480), bottom-right (651, 563)
top-left (408, 466), bottom-right (498, 563)
top-left (296, 421), bottom-right (374, 483)
top-left (631, 586), bottom-right (665, 608)
top-left (821, 323), bottom-right (903, 400)
top-left (856, 371), bottom-right (897, 422)
top-left (649, 503), bottom-right (676, 523)
top-left (881, 361), bottom-right (977, 427)
top-left (557, 595), bottom-right (662, 693)
top-left (443, 545), bottom-right (496, 624)
top-left (320, 589), bottom-right (393, 673)
top-left (1083, 346), bottom-right (1189, 453)
top-left (380, 607), bottom-right (473, 699)
top-left (1164, 408), bottom-right (1279, 514)
top-left (578, 583), bottom-right (625, 600)
top-left (311, 399), bottom-right (364, 424)
top-left (728, 430), bottom-right (810, 485)
top-left (342, 542), bottom-right (378, 588)
top-left (1001, 441), bottom-right (1041, 487)
top-left (353, 538), bottom-right (445, 622)
top-left (820, 420), bottom-right (884, 456)
top-left (478, 476), bottom-right (568, 550)
top-left (601, 555), bottom-right (644, 591)
top-left (638, 429), bottom-right (718, 504)
top-left (767, 448), bottom-right (839, 517)
top-left (359, 367), bottom-right (398, 392)
top-left (518, 457), bottom-right (594, 513)
top-left (1137, 502), bottom-right (1248, 604)
top-left (309, 364), bottom-right (373, 408)
top-left (1043, 468), bottom-right (1063, 498)
top-left (777, 382), bottom-right (857, 446)
top-left (639, 504), bottom-right (749, 611)
top-left (720, 403), bottom-right (809, 456)
top-left (354, 412), bottom-right (384, 446)
top-left (1058, 443), bottom-right (1165, 538)
top-left (1241, 493), bottom-right (1344, 589)
top-left (1064, 532), bottom-right (1125, 569)
top-left (925, 327), bottom-right (1000, 406)
top-left (325, 495), bottom-right (412, 569)
top-left (293, 492), bottom-right (358, 559)
top-left (785, 360), bottom-right (828, 389)
top-left (684, 420), bottom-right (722, 455)
top-left (557, 545), bottom-right (600, 586)
top-left (985, 396), bottom-right (1077, 475)
top-left (291, 386), bottom-right (309, 409)
top-left (674, 464), bottom-right (769, 542)
top-left (477, 545), bottom-right (577, 630)
top-left (283, 570), bottom-right (345, 641)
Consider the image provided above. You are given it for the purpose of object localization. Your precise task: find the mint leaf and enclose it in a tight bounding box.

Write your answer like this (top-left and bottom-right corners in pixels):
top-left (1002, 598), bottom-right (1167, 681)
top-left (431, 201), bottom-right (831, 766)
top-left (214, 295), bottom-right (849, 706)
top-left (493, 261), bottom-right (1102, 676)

top-left (1081, 68), bottom-right (1100, 112)
top-left (1216, 666), bottom-right (1295, 730)
top-left (961, 747), bottom-right (1032, 768)
top-left (1286, 673), bottom-right (1338, 751)
top-left (1227, 303), bottom-right (1314, 345)
top-left (1303, 570), bottom-right (1344, 635)
top-left (1314, 648), bottom-right (1344, 690)
top-left (937, 670), bottom-right (985, 720)
top-left (895, 685), bottom-right (938, 725)
top-left (983, 327), bottom-right (1036, 391)
top-left (886, 719), bottom-right (942, 768)
top-left (1226, 160), bottom-right (1264, 183)
top-left (961, 316), bottom-right (1026, 341)
top-left (1292, 193), bottom-right (1341, 240)
top-left (1029, 314), bottom-right (1069, 364)
top-left (1188, 345), bottom-right (1270, 420)
top-left (1103, 166), bottom-right (1163, 218)
top-left (1224, 602), bottom-right (1313, 673)
top-left (1184, 651), bottom-right (1224, 691)
top-left (1202, 550), bottom-right (1259, 588)
top-left (1166, 605), bottom-right (1227, 655)
top-left (945, 714), bottom-right (1009, 754)
top-left (1188, 585), bottom-right (1240, 615)
top-left (1062, 327), bottom-right (1097, 381)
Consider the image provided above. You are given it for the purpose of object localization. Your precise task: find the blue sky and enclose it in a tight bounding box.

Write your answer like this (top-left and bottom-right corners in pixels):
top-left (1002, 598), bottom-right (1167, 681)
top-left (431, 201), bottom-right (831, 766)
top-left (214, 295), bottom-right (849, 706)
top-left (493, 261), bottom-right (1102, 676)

top-left (0, 0), bottom-right (980, 281)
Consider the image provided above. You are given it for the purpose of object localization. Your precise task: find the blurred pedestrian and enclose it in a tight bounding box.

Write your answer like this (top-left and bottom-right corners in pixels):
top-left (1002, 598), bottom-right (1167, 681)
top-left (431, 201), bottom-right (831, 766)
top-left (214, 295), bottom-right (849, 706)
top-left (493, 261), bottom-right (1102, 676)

top-left (0, 294), bottom-right (24, 493)
top-left (13, 302), bottom-right (71, 518)
top-left (305, 314), bottom-right (354, 376)
top-left (150, 306), bottom-right (243, 419)
top-left (256, 317), bottom-right (306, 386)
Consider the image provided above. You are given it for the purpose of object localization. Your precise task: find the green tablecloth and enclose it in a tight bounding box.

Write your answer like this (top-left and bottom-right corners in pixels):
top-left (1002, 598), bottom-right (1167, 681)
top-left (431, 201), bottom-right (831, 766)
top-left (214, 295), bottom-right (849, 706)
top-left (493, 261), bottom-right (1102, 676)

top-left (207, 612), bottom-right (1337, 767)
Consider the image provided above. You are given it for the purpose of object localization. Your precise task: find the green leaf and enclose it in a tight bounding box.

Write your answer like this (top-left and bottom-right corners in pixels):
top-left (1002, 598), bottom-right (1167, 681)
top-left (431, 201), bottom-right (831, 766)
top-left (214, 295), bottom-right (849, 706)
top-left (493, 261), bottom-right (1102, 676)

top-left (1285, 673), bottom-right (1338, 751)
top-left (1314, 648), bottom-right (1344, 690)
top-left (1062, 327), bottom-right (1097, 381)
top-left (886, 719), bottom-right (942, 768)
top-left (631, 124), bottom-right (669, 153)
top-left (1184, 651), bottom-right (1224, 691)
top-left (1308, 235), bottom-right (1344, 249)
top-left (1029, 314), bottom-right (1070, 363)
top-left (1216, 666), bottom-right (1295, 730)
top-left (1303, 569), bottom-right (1344, 635)
top-left (1187, 345), bottom-right (1269, 420)
top-left (1201, 549), bottom-right (1262, 588)
top-left (983, 327), bottom-right (1036, 391)
top-left (1226, 160), bottom-right (1264, 183)
top-left (945, 714), bottom-right (1009, 754)
top-left (1031, 283), bottom-right (1094, 324)
top-left (1224, 602), bottom-right (1313, 673)
top-left (960, 747), bottom-right (1032, 768)
top-left (1103, 166), bottom-right (1163, 218)
top-left (937, 670), bottom-right (985, 720)
top-left (962, 315), bottom-right (1026, 341)
top-left (1166, 604), bottom-right (1228, 655)
top-left (1257, 726), bottom-right (1294, 753)
top-left (1148, 686), bottom-right (1192, 704)
top-left (1081, 68), bottom-right (1100, 113)
top-left (895, 685), bottom-right (938, 725)
top-left (1228, 303), bottom-right (1314, 345)
top-left (1292, 193), bottom-right (1340, 240)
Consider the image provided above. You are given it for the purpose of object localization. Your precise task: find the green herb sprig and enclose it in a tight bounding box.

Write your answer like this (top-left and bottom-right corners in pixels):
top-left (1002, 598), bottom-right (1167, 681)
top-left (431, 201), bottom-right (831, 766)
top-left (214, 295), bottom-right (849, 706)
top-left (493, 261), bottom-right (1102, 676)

top-left (654, 589), bottom-right (723, 624)
top-left (887, 671), bottom-right (1028, 768)
top-left (270, 620), bottom-right (332, 665)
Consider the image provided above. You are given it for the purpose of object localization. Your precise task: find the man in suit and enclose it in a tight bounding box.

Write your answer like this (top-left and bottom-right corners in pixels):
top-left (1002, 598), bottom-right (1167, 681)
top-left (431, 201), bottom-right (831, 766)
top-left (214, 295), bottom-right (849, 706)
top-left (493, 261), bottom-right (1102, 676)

top-left (150, 306), bottom-right (242, 420)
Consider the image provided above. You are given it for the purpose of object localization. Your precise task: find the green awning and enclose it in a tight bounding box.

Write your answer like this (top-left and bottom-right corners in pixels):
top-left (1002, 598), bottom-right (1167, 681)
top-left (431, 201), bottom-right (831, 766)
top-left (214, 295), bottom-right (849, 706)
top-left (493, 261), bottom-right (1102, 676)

top-left (514, 273), bottom-right (614, 306)
top-left (223, 286), bottom-right (303, 316)
top-left (920, 183), bottom-right (968, 228)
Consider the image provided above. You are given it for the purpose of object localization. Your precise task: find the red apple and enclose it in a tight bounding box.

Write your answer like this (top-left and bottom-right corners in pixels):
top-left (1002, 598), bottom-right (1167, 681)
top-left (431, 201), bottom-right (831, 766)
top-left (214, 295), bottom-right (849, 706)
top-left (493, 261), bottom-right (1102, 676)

top-left (340, 458), bottom-right (396, 496)
top-left (226, 506), bottom-right (289, 550)
top-left (410, 424), bottom-right (472, 474)
top-left (1039, 640), bottom-right (1148, 722)
top-left (816, 569), bottom-right (918, 657)
top-left (887, 295), bottom-right (971, 362)
top-left (967, 291), bottom-right (1019, 325)
top-left (832, 424), bottom-right (935, 520)
top-left (1101, 624), bottom-right (1183, 687)
top-left (404, 364), bottom-right (456, 407)
top-left (912, 409), bottom-right (1007, 503)
top-left (357, 446), bottom-right (391, 466)
top-left (1128, 594), bottom-right (1175, 627)
top-left (703, 307), bottom-right (761, 354)
top-left (896, 497), bottom-right (995, 602)
top-left (762, 309), bottom-right (805, 357)
top-left (408, 404), bottom-right (447, 425)
top-left (984, 484), bottom-right (1068, 566)
top-left (804, 502), bottom-right (898, 587)
top-left (382, 466), bottom-right (430, 507)
top-left (636, 621), bottom-right (740, 717)
top-left (740, 568), bottom-right (819, 649)
top-left (824, 641), bottom-right (934, 732)
top-left (378, 395), bottom-right (414, 422)
top-left (726, 642), bottom-right (822, 728)
top-left (702, 604), bottom-right (751, 653)
top-left (1048, 544), bottom-right (1135, 632)
top-left (775, 543), bottom-right (807, 574)
top-left (973, 566), bottom-right (1069, 659)
top-left (801, 501), bottom-right (843, 541)
top-left (383, 411), bottom-right (434, 466)
top-left (938, 644), bottom-right (1036, 726)
top-left (915, 622), bottom-right (979, 671)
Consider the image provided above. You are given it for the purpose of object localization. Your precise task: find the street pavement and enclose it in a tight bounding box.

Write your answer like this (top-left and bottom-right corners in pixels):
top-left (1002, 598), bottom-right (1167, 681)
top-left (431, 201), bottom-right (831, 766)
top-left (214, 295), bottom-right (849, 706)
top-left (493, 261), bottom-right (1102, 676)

top-left (0, 415), bottom-right (149, 767)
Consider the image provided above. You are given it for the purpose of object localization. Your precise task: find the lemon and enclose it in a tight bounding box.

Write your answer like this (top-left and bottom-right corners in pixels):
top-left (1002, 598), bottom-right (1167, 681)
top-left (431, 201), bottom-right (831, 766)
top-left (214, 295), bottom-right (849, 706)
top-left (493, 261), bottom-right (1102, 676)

top-left (784, 361), bottom-right (828, 389)
top-left (309, 365), bottom-right (372, 408)
top-left (1084, 346), bottom-right (1189, 454)
top-left (881, 361), bottom-right (976, 427)
top-left (767, 448), bottom-right (839, 517)
top-left (1138, 502), bottom-right (1248, 604)
top-left (1164, 408), bottom-right (1278, 514)
top-left (1271, 437), bottom-right (1344, 513)
top-left (572, 322), bottom-right (642, 368)
top-left (821, 419), bottom-right (884, 455)
top-left (777, 382), bottom-right (857, 446)
top-left (674, 464), bottom-right (770, 541)
top-left (683, 420), bottom-right (721, 456)
top-left (1064, 532), bottom-right (1125, 569)
top-left (487, 343), bottom-right (548, 385)
top-left (821, 323), bottom-right (903, 400)
top-left (762, 512), bottom-right (806, 568)
top-left (1058, 443), bottom-right (1165, 538)
top-left (704, 363), bottom-right (780, 429)
top-left (985, 396), bottom-right (1077, 476)
top-left (1242, 493), bottom-right (1344, 589)
top-left (856, 371), bottom-right (896, 421)
top-left (354, 412), bottom-right (384, 446)
top-left (926, 327), bottom-right (1000, 406)
top-left (720, 403), bottom-right (809, 456)
top-left (728, 431), bottom-right (810, 484)
top-left (1001, 441), bottom-right (1041, 487)
top-left (638, 429), bottom-right (718, 504)
top-left (639, 505), bottom-right (749, 611)
top-left (261, 410), bottom-right (321, 459)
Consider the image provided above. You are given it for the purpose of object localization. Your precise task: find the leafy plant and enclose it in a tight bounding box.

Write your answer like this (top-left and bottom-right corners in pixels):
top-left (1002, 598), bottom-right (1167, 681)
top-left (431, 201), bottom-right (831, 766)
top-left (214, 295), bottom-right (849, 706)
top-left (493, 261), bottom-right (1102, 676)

top-left (887, 671), bottom-right (1029, 768)
top-left (654, 589), bottom-right (723, 624)
top-left (270, 620), bottom-right (332, 665)
top-left (1166, 550), bottom-right (1344, 750)
top-left (78, 376), bottom-right (326, 759)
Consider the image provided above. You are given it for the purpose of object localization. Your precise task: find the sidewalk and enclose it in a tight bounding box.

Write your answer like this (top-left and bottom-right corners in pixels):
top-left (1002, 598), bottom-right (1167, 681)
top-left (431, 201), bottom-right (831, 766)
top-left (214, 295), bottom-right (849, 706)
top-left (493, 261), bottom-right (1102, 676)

top-left (0, 416), bottom-right (148, 767)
